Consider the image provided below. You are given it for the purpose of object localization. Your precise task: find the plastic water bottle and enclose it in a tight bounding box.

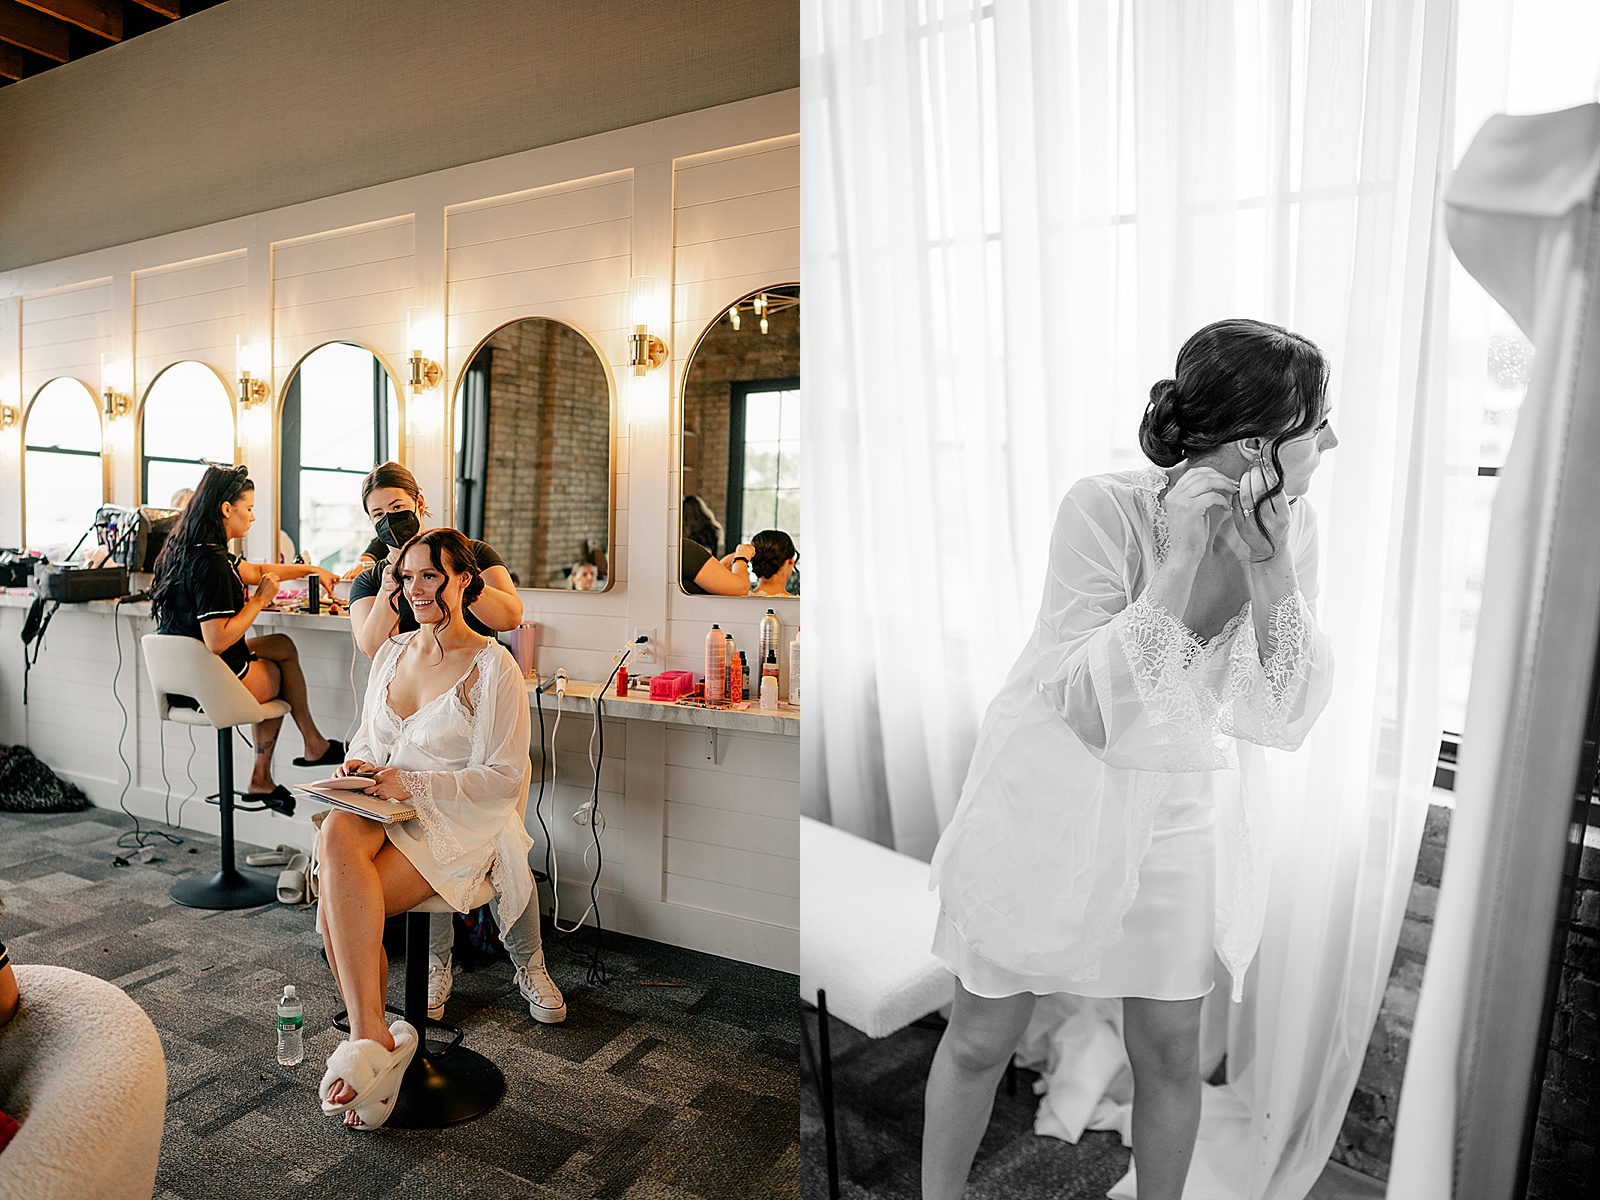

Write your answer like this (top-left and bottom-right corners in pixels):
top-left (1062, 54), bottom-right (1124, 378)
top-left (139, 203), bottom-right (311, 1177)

top-left (277, 985), bottom-right (304, 1066)
top-left (705, 623), bottom-right (727, 703)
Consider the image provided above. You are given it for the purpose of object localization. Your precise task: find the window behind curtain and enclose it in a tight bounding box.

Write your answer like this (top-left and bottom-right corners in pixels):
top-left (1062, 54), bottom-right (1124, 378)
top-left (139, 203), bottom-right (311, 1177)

top-left (141, 361), bottom-right (234, 508)
top-left (24, 377), bottom-right (103, 555)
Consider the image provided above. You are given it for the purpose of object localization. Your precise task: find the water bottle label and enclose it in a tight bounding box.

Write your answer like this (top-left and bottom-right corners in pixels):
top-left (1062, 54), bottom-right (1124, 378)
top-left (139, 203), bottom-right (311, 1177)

top-left (277, 1013), bottom-right (302, 1030)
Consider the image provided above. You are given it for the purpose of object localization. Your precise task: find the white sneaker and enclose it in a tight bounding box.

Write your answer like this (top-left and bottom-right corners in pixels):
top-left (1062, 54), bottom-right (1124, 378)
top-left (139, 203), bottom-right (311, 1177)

top-left (515, 954), bottom-right (567, 1024)
top-left (426, 953), bottom-right (453, 1020)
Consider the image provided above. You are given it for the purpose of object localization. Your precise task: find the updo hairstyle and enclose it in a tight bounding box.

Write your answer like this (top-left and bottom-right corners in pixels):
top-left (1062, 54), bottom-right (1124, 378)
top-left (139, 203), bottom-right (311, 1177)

top-left (1138, 318), bottom-right (1329, 541)
top-left (388, 527), bottom-right (484, 633)
top-left (750, 529), bottom-right (797, 580)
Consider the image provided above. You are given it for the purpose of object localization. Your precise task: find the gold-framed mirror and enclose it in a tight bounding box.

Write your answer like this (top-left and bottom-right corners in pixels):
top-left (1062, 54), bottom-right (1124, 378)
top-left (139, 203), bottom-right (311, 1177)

top-left (276, 341), bottom-right (404, 569)
top-left (678, 283), bottom-right (800, 598)
top-left (450, 316), bottom-right (614, 590)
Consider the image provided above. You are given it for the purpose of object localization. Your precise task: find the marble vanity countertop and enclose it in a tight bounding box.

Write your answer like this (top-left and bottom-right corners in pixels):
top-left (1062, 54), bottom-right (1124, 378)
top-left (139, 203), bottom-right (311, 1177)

top-left (529, 679), bottom-right (800, 736)
top-left (0, 591), bottom-right (357, 633)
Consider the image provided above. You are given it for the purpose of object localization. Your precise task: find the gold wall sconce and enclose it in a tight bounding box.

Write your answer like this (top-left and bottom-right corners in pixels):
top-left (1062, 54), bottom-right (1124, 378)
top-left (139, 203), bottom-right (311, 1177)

top-left (0, 404), bottom-right (18, 430)
top-left (236, 338), bottom-right (269, 408)
top-left (406, 307), bottom-right (443, 391)
top-left (100, 354), bottom-right (132, 418)
top-left (629, 276), bottom-right (667, 377)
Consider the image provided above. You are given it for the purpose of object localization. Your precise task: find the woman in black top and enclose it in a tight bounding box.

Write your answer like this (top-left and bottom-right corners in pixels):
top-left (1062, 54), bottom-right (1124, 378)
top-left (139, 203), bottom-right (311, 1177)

top-left (151, 465), bottom-right (343, 802)
top-left (347, 462), bottom-right (524, 658)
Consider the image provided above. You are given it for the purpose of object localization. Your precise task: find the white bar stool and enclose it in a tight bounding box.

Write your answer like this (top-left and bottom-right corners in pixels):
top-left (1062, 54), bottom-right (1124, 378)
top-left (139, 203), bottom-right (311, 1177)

top-left (141, 633), bottom-right (289, 909)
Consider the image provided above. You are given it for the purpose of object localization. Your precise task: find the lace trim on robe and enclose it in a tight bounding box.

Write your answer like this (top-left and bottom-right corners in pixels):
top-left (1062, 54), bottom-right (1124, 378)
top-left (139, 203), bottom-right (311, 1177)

top-left (396, 769), bottom-right (469, 865)
top-left (1217, 591), bottom-right (1315, 746)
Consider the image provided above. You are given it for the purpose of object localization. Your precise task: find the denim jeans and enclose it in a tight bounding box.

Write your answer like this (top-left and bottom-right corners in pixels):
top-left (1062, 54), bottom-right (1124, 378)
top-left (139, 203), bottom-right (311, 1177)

top-left (428, 894), bottom-right (543, 970)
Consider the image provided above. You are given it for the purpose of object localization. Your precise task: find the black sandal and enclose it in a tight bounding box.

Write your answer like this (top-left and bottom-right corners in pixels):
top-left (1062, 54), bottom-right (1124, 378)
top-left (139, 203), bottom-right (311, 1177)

top-left (292, 740), bottom-right (345, 768)
top-left (240, 785), bottom-right (296, 817)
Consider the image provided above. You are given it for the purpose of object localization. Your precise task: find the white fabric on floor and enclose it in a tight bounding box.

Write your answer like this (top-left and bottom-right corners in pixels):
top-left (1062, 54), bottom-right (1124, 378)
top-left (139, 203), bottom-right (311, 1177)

top-left (804, 1), bottom-right (1457, 1195)
top-left (1389, 102), bottom-right (1600, 1200)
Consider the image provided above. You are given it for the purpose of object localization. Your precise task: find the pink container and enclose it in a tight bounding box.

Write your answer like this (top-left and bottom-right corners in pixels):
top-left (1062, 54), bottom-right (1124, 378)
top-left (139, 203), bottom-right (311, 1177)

top-left (649, 670), bottom-right (695, 701)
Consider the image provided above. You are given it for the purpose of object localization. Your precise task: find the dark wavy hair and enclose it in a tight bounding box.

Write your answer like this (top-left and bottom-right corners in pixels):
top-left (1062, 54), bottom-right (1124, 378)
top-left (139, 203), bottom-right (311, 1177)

top-left (387, 528), bottom-right (484, 636)
top-left (1139, 318), bottom-right (1329, 547)
top-left (750, 529), bottom-right (797, 580)
top-left (150, 464), bottom-right (253, 626)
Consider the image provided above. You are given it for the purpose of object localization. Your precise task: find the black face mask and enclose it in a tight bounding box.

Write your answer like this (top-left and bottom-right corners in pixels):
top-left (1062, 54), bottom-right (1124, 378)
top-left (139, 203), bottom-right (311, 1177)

top-left (374, 510), bottom-right (421, 549)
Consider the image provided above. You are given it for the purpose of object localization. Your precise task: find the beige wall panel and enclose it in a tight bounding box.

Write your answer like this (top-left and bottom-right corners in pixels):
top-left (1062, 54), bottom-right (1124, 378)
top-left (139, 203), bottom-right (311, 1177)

top-left (274, 221), bottom-right (416, 278)
top-left (675, 186), bottom-right (801, 246)
top-left (447, 221), bottom-right (633, 286)
top-left (666, 837), bottom-right (800, 898)
top-left (665, 801), bottom-right (794, 859)
top-left (664, 873), bottom-right (797, 928)
top-left (448, 177), bottom-right (634, 246)
top-left (673, 142), bottom-right (801, 207)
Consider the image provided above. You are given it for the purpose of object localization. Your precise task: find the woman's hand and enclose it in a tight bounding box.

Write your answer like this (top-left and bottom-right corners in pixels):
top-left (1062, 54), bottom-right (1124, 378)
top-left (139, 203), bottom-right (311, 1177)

top-left (1233, 463), bottom-right (1292, 562)
top-left (253, 572), bottom-right (281, 604)
top-left (334, 758), bottom-right (375, 779)
top-left (1161, 468), bottom-right (1237, 564)
top-left (314, 567), bottom-right (338, 591)
top-left (364, 766), bottom-right (413, 801)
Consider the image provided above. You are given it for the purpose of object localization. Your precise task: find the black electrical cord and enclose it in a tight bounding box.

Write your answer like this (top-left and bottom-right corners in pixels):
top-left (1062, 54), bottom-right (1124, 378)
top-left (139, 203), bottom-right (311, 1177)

top-left (533, 679), bottom-right (554, 885)
top-left (110, 598), bottom-right (182, 853)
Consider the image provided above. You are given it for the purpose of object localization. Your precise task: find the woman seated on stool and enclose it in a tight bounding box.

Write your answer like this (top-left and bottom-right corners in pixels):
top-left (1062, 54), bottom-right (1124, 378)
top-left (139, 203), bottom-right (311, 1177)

top-left (341, 460), bottom-right (564, 1027)
top-left (149, 465), bottom-right (342, 806)
top-left (317, 529), bottom-right (536, 1130)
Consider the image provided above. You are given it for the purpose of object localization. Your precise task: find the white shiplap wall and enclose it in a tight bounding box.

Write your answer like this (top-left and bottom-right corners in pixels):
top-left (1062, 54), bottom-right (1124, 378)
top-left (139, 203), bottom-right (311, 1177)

top-left (0, 92), bottom-right (801, 971)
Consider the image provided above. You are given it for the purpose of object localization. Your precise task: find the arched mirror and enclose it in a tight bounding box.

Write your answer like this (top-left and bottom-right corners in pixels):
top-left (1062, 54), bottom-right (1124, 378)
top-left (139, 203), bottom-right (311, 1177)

top-left (23, 376), bottom-right (104, 555)
top-left (277, 342), bottom-right (403, 569)
top-left (451, 317), bottom-right (614, 590)
top-left (140, 360), bottom-right (235, 506)
top-left (679, 284), bottom-right (800, 598)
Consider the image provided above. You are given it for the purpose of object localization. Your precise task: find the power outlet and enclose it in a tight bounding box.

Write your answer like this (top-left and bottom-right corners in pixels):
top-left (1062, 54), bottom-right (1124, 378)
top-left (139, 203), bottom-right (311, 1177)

top-left (631, 627), bottom-right (658, 664)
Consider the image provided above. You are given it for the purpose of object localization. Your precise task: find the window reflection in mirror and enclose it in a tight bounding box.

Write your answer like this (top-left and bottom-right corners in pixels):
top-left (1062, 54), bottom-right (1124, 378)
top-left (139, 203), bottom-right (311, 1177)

top-left (452, 317), bottom-right (613, 590)
top-left (679, 284), bottom-right (799, 597)
top-left (278, 342), bottom-right (401, 569)
top-left (140, 361), bottom-right (235, 508)
top-left (23, 376), bottom-right (104, 556)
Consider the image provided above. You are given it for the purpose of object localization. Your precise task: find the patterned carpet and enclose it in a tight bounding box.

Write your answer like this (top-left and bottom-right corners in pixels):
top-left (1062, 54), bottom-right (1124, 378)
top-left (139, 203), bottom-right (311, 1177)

top-left (0, 809), bottom-right (799, 1200)
top-left (799, 1011), bottom-right (1130, 1200)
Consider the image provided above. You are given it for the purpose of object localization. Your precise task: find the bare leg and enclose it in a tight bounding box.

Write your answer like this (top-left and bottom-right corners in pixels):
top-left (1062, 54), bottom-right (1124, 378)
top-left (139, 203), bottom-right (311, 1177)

top-left (247, 634), bottom-right (331, 760)
top-left (315, 812), bottom-right (435, 1123)
top-left (247, 713), bottom-right (283, 793)
top-left (921, 980), bottom-right (1037, 1200)
top-left (1123, 996), bottom-right (1204, 1200)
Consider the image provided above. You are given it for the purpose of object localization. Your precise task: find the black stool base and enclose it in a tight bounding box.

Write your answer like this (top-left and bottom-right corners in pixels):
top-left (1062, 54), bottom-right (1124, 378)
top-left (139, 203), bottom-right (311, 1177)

top-left (388, 1047), bottom-right (505, 1128)
top-left (170, 868), bottom-right (276, 910)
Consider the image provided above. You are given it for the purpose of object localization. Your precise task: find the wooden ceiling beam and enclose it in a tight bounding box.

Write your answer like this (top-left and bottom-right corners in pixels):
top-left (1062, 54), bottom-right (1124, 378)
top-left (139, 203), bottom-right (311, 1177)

top-left (0, 2), bottom-right (69, 61)
top-left (0, 39), bottom-right (22, 79)
top-left (129, 0), bottom-right (179, 17)
top-left (15, 0), bottom-right (122, 41)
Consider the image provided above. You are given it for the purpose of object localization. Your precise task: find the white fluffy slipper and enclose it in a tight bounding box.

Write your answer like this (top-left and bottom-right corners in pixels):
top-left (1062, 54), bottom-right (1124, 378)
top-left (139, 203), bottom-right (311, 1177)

top-left (318, 1020), bottom-right (419, 1130)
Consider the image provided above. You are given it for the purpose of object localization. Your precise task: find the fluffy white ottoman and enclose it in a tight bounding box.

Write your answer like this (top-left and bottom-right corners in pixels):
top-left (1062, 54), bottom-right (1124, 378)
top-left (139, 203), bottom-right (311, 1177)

top-left (0, 964), bottom-right (166, 1200)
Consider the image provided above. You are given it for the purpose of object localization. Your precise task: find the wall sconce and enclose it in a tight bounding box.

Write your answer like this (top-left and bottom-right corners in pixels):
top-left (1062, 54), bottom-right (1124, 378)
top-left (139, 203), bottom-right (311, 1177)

top-left (235, 337), bottom-right (269, 408)
top-left (100, 354), bottom-right (131, 419)
top-left (629, 276), bottom-right (668, 377)
top-left (0, 404), bottom-right (17, 431)
top-left (406, 307), bottom-right (443, 391)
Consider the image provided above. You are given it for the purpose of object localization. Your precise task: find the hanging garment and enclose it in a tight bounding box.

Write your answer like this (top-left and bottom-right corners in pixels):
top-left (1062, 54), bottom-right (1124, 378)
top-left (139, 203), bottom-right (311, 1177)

top-left (1391, 102), bottom-right (1600, 1199)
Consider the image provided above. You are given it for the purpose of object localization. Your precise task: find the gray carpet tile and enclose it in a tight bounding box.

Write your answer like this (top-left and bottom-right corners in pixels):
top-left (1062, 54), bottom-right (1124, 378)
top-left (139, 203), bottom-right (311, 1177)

top-left (799, 1011), bottom-right (1132, 1200)
top-left (0, 809), bottom-right (799, 1199)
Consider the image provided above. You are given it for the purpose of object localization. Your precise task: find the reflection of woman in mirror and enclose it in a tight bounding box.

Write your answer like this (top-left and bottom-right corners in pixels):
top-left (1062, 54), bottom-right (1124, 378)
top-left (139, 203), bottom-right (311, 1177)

top-left (150, 465), bottom-right (344, 802)
top-left (681, 495), bottom-right (724, 558)
top-left (748, 529), bottom-right (798, 598)
top-left (681, 536), bottom-right (758, 596)
top-left (569, 562), bottom-right (599, 591)
top-left (924, 320), bottom-right (1338, 1200)
top-left (344, 462), bottom-right (565, 1029)
top-left (318, 529), bottom-right (537, 1129)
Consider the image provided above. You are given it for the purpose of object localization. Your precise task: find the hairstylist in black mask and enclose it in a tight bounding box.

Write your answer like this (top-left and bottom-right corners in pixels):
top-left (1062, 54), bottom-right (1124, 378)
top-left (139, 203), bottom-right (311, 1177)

top-left (346, 461), bottom-right (525, 658)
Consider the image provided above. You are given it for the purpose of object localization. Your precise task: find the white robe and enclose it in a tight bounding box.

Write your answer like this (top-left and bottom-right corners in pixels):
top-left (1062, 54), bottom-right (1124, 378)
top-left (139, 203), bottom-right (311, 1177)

top-left (930, 466), bottom-right (1334, 1002)
top-left (348, 633), bottom-right (536, 928)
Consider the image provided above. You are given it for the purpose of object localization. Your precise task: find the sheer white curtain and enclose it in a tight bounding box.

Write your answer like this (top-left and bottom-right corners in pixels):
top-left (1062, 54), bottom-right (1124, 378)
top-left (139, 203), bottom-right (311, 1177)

top-left (803, 0), bottom-right (1456, 1195)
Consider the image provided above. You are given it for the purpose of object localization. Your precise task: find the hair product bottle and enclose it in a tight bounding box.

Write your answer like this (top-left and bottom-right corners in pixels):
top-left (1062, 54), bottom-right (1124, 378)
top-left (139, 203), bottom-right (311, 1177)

top-left (724, 631), bottom-right (736, 701)
top-left (704, 624), bottom-right (727, 703)
top-left (759, 608), bottom-right (781, 676)
top-left (788, 626), bottom-right (800, 705)
top-left (760, 649), bottom-right (780, 710)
